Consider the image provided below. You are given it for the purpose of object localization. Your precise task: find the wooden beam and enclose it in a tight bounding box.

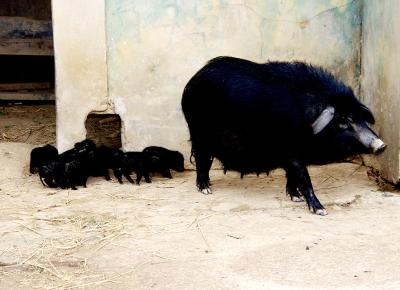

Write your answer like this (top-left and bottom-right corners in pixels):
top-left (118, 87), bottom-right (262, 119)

top-left (0, 91), bottom-right (54, 101)
top-left (0, 16), bottom-right (52, 39)
top-left (0, 82), bottom-right (51, 91)
top-left (0, 39), bottom-right (53, 55)
top-left (0, 16), bottom-right (53, 55)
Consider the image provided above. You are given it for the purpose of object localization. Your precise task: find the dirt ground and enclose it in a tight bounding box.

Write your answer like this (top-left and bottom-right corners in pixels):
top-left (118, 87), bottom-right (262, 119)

top-left (0, 105), bottom-right (56, 145)
top-left (1, 105), bottom-right (400, 289)
top-left (0, 104), bottom-right (121, 148)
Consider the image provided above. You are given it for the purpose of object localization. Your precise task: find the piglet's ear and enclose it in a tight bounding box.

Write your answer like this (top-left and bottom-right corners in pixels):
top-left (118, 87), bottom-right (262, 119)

top-left (312, 106), bottom-right (335, 134)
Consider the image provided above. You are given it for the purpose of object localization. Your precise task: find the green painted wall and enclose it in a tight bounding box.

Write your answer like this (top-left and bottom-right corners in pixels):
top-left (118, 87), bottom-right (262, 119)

top-left (105, 0), bottom-right (362, 157)
top-left (52, 0), bottom-right (400, 178)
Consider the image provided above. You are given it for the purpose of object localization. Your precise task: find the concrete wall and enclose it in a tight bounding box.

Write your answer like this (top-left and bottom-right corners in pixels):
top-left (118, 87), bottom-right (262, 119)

top-left (105, 0), bottom-right (361, 159)
top-left (361, 0), bottom-right (400, 183)
top-left (54, 0), bottom-right (363, 161)
top-left (52, 0), bottom-right (109, 152)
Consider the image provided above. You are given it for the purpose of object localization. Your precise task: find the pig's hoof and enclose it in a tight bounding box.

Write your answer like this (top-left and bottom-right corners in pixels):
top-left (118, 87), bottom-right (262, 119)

top-left (286, 185), bottom-right (303, 202)
top-left (315, 208), bottom-right (328, 216)
top-left (291, 196), bottom-right (304, 202)
top-left (201, 188), bottom-right (212, 195)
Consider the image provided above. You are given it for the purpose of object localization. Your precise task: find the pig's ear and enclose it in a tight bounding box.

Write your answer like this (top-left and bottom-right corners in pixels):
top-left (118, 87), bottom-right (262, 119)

top-left (312, 106), bottom-right (335, 134)
top-left (358, 104), bottom-right (375, 124)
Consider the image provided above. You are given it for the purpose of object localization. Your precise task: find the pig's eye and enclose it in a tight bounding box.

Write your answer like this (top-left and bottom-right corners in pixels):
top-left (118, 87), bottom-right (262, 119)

top-left (337, 116), bottom-right (351, 129)
top-left (338, 116), bottom-right (352, 130)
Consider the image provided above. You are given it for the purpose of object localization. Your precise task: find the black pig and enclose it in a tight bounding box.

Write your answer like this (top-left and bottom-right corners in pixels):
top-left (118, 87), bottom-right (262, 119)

top-left (74, 139), bottom-right (97, 154)
top-left (38, 160), bottom-right (65, 188)
top-left (80, 145), bottom-right (111, 181)
top-left (88, 145), bottom-right (114, 180)
top-left (58, 139), bottom-right (96, 163)
top-left (39, 139), bottom-right (98, 189)
top-left (111, 150), bottom-right (151, 185)
top-left (143, 146), bottom-right (185, 179)
top-left (59, 139), bottom-right (110, 181)
top-left (63, 159), bottom-right (89, 190)
top-left (181, 56), bottom-right (386, 215)
top-left (38, 159), bottom-right (88, 190)
top-left (30, 144), bottom-right (58, 174)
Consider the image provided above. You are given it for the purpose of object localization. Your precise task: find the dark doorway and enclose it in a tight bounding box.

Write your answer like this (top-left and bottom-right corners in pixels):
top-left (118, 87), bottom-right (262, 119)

top-left (85, 114), bottom-right (122, 149)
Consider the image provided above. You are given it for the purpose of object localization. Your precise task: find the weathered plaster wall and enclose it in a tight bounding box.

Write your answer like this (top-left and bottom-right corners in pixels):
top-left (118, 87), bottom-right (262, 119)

top-left (361, 0), bottom-right (400, 183)
top-left (105, 0), bottom-right (362, 159)
top-left (52, 0), bottom-right (109, 152)
top-left (53, 0), bottom-right (363, 159)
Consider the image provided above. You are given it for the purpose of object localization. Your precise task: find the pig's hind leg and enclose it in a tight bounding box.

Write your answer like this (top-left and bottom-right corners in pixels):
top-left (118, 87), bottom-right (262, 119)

top-left (44, 177), bottom-right (58, 188)
top-left (113, 168), bottom-right (123, 183)
top-left (161, 169), bottom-right (172, 179)
top-left (30, 162), bottom-right (36, 174)
top-left (103, 169), bottom-right (111, 181)
top-left (143, 171), bottom-right (151, 183)
top-left (192, 147), bottom-right (213, 194)
top-left (286, 174), bottom-right (304, 202)
top-left (187, 122), bottom-right (213, 194)
top-left (123, 170), bottom-right (135, 184)
top-left (135, 171), bottom-right (143, 184)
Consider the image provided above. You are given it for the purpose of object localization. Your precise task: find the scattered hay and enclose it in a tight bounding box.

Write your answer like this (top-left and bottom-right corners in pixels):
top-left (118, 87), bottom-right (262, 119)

top-left (0, 213), bottom-right (133, 288)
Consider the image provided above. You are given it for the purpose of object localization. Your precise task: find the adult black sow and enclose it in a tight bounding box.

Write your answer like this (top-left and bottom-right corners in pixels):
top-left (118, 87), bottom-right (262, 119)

top-left (181, 56), bottom-right (386, 215)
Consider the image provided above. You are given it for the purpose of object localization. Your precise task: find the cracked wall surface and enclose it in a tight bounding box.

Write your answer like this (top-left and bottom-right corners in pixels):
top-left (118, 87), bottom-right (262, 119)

top-left (54, 0), bottom-right (362, 160)
top-left (361, 0), bottom-right (400, 183)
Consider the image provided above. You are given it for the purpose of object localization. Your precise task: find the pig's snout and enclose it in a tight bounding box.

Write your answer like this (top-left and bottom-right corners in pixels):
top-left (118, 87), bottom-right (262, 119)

top-left (371, 138), bottom-right (386, 154)
top-left (351, 122), bottom-right (386, 154)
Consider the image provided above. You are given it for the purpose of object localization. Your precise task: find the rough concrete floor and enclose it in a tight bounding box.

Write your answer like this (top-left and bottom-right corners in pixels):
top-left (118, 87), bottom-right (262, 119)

top-left (1, 143), bottom-right (400, 289)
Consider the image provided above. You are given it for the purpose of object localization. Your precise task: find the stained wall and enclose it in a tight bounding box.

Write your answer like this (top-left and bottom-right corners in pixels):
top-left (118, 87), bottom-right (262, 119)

top-left (104, 0), bottom-right (362, 159)
top-left (52, 0), bottom-right (109, 152)
top-left (53, 1), bottom-right (368, 167)
top-left (361, 0), bottom-right (400, 183)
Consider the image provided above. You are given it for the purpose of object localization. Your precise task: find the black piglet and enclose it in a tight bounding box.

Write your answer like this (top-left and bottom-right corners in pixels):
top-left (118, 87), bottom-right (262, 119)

top-left (30, 144), bottom-right (58, 174)
top-left (143, 146), bottom-right (185, 179)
